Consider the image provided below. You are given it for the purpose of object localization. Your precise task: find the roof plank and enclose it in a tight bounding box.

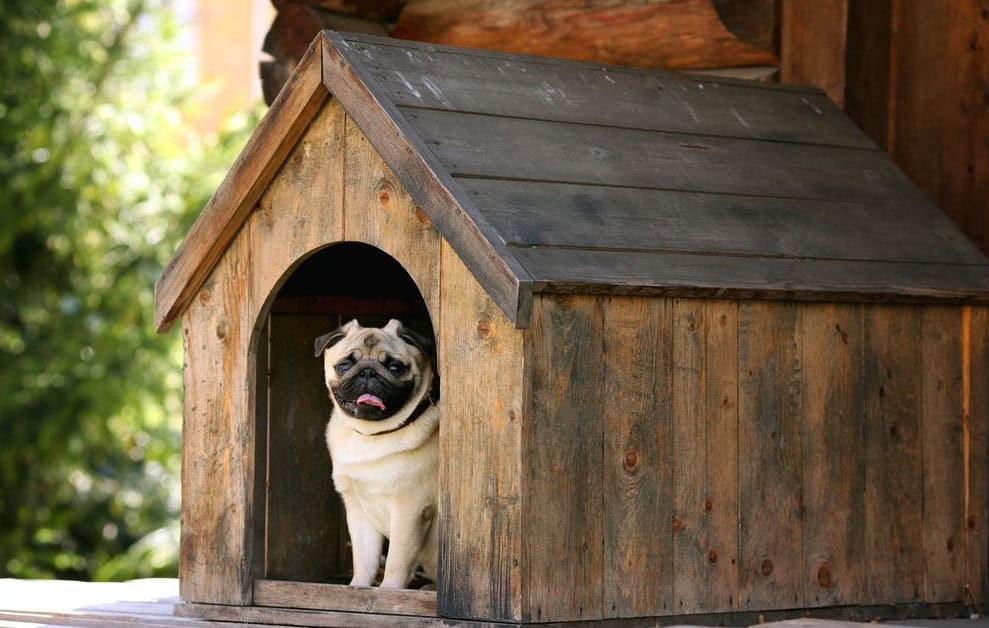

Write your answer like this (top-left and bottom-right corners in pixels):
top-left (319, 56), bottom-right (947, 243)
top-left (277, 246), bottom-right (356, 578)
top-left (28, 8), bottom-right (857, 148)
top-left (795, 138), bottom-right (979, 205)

top-left (344, 38), bottom-right (872, 148)
top-left (461, 178), bottom-right (986, 265)
top-left (403, 108), bottom-right (911, 204)
top-left (513, 247), bottom-right (989, 304)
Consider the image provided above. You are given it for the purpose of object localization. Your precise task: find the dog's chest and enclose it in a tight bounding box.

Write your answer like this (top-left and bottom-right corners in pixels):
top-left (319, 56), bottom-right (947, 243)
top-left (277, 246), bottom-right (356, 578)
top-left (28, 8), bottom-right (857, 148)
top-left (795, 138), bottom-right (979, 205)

top-left (326, 415), bottom-right (439, 493)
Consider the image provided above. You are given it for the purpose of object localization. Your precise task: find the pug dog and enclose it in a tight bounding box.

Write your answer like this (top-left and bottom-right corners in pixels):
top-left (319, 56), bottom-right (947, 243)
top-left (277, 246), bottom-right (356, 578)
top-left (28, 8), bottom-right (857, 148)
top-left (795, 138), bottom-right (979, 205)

top-left (314, 319), bottom-right (439, 589)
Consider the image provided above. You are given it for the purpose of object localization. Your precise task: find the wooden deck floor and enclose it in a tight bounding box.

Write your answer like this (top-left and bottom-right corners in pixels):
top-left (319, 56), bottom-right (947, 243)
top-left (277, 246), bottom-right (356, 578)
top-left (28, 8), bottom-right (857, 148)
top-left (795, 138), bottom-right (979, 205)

top-left (0, 579), bottom-right (986, 628)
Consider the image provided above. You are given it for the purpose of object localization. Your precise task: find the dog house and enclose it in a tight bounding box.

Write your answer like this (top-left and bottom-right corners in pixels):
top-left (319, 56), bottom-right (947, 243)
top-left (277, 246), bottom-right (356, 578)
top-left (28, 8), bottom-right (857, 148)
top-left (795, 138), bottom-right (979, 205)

top-left (155, 31), bottom-right (989, 626)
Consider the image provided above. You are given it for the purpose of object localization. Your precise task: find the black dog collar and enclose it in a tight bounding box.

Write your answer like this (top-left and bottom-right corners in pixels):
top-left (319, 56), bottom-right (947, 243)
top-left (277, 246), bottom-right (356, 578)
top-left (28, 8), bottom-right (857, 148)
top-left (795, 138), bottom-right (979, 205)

top-left (354, 396), bottom-right (435, 437)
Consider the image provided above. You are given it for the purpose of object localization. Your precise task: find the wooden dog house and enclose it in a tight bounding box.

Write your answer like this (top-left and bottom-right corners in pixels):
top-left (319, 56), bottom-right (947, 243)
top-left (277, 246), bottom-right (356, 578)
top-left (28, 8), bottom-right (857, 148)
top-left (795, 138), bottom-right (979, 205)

top-left (155, 31), bottom-right (989, 626)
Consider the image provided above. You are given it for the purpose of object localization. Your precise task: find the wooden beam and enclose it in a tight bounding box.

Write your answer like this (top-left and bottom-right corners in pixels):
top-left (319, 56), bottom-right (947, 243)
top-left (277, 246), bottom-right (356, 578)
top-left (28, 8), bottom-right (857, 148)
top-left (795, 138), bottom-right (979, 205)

top-left (780, 0), bottom-right (848, 105)
top-left (272, 0), bottom-right (407, 21)
top-left (712, 0), bottom-right (780, 49)
top-left (845, 0), bottom-right (989, 256)
top-left (389, 0), bottom-right (778, 70)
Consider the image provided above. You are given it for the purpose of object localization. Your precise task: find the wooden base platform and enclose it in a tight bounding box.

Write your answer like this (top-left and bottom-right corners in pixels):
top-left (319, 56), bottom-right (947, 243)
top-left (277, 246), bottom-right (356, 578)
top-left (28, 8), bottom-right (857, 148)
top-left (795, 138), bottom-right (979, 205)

top-left (0, 579), bottom-right (985, 628)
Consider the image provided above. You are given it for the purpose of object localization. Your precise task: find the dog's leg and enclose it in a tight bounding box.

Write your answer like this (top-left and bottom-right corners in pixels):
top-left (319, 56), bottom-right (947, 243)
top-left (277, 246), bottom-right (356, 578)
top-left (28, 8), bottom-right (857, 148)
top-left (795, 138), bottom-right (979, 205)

top-left (341, 493), bottom-right (383, 587)
top-left (380, 503), bottom-right (435, 589)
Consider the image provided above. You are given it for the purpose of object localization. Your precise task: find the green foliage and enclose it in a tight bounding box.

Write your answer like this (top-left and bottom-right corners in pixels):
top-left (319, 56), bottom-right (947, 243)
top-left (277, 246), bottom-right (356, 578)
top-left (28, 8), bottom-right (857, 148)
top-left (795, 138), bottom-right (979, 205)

top-left (0, 0), bottom-right (257, 579)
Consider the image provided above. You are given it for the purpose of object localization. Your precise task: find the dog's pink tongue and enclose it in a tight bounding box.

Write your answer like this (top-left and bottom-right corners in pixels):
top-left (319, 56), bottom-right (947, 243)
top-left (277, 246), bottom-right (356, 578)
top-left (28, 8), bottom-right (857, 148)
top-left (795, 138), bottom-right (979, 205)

top-left (356, 393), bottom-right (386, 411)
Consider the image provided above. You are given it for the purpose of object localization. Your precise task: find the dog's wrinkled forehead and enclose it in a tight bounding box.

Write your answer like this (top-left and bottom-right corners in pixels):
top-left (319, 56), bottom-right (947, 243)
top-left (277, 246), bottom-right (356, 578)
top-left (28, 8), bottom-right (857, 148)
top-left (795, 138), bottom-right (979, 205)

top-left (322, 319), bottom-right (422, 363)
top-left (343, 328), bottom-right (414, 361)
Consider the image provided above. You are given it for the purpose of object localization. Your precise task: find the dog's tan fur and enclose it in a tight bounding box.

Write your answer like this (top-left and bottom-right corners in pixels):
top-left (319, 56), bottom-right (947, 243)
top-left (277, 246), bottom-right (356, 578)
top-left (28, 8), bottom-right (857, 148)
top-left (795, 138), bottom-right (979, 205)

top-left (319, 319), bottom-right (438, 588)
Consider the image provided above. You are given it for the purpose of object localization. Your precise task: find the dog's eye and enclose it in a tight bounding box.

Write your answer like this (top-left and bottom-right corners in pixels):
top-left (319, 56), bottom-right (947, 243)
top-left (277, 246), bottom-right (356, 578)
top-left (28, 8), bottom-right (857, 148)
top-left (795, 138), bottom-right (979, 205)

top-left (335, 360), bottom-right (353, 375)
top-left (387, 361), bottom-right (406, 375)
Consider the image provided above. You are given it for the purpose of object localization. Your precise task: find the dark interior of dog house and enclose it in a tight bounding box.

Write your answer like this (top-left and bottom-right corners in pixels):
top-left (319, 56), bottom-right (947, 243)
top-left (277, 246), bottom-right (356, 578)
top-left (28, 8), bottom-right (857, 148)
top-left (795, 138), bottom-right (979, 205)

top-left (252, 242), bottom-right (436, 584)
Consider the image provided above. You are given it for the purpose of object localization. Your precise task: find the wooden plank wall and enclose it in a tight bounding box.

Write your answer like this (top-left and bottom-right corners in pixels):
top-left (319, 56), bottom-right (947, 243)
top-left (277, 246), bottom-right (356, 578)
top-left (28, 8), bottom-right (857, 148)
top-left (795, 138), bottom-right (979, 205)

top-left (264, 314), bottom-right (349, 582)
top-left (438, 243), bottom-right (525, 622)
top-left (844, 1), bottom-right (989, 257)
top-left (182, 95), bottom-right (530, 619)
top-left (521, 295), bottom-right (989, 622)
top-left (179, 100), bottom-right (347, 603)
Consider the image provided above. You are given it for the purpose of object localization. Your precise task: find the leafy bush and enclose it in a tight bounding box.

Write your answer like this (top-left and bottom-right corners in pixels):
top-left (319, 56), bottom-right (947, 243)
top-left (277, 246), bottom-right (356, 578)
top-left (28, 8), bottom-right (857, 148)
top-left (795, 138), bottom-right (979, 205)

top-left (0, 0), bottom-right (256, 580)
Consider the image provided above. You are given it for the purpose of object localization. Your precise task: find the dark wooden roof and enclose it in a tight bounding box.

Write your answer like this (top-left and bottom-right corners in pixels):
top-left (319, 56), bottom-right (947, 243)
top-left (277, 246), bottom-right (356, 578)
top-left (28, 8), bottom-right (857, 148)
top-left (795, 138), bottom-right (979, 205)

top-left (155, 31), bottom-right (989, 331)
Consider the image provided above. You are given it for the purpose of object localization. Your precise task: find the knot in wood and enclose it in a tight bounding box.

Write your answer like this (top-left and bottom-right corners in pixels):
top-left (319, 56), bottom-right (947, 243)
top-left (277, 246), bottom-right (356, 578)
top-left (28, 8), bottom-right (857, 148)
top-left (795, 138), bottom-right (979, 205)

top-left (704, 498), bottom-right (713, 512)
top-left (708, 549), bottom-right (718, 564)
top-left (623, 450), bottom-right (638, 472)
top-left (761, 558), bottom-right (773, 577)
top-left (672, 517), bottom-right (684, 534)
top-left (215, 320), bottom-right (228, 340)
top-left (413, 206), bottom-right (432, 228)
top-left (378, 189), bottom-right (391, 206)
top-left (476, 319), bottom-right (491, 338)
top-left (817, 564), bottom-right (832, 588)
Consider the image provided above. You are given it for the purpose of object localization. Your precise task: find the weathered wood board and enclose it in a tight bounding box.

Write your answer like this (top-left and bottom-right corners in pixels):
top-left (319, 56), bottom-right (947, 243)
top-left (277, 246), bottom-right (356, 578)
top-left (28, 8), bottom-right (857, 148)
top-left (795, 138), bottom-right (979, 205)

top-left (438, 242), bottom-right (525, 622)
top-left (514, 295), bottom-right (989, 622)
top-left (263, 314), bottom-right (348, 582)
top-left (603, 297), bottom-right (674, 617)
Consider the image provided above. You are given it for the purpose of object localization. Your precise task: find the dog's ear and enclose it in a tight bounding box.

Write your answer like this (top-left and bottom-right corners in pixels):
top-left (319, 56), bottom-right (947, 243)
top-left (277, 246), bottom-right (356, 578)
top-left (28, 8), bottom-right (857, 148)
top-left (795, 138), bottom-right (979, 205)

top-left (398, 325), bottom-right (434, 358)
top-left (314, 327), bottom-right (347, 357)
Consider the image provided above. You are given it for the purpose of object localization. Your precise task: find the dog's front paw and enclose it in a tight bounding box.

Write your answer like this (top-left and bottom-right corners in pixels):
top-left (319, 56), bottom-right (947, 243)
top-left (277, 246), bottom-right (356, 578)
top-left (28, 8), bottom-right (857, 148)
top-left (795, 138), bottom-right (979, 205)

top-left (348, 574), bottom-right (374, 587)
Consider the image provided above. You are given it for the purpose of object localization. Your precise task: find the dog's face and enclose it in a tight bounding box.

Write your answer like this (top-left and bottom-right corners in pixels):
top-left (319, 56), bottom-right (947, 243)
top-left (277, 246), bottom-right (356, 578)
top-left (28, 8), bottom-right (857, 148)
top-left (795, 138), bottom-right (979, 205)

top-left (315, 319), bottom-right (433, 421)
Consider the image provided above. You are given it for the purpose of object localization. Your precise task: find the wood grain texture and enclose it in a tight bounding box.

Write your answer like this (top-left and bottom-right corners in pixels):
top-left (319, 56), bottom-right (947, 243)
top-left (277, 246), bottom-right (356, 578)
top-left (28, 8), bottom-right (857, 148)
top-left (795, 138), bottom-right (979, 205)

top-left (253, 580), bottom-right (437, 616)
top-left (264, 314), bottom-right (348, 582)
top-left (343, 38), bottom-right (862, 148)
top-left (799, 304), bottom-right (866, 606)
top-left (459, 178), bottom-right (982, 266)
top-left (672, 299), bottom-right (739, 613)
top-left (523, 294), bottom-right (605, 622)
top-left (389, 0), bottom-right (778, 70)
top-left (323, 31), bottom-right (533, 328)
top-left (968, 306), bottom-right (989, 605)
top-left (403, 110), bottom-right (905, 206)
top-left (921, 307), bottom-right (966, 603)
top-left (888, 2), bottom-right (989, 258)
top-left (343, 111), bottom-right (441, 320)
top-left (251, 315), bottom-right (269, 583)
top-left (845, 1), bottom-right (989, 258)
top-left (862, 305), bottom-right (924, 603)
top-left (438, 241), bottom-right (525, 622)
top-left (179, 231), bottom-right (255, 605)
top-left (601, 297), bottom-right (674, 617)
top-left (274, 0), bottom-right (406, 19)
top-left (510, 247), bottom-right (989, 305)
top-left (712, 0), bottom-right (779, 49)
top-left (155, 36), bottom-right (328, 332)
top-left (780, 0), bottom-right (848, 106)
top-left (180, 601), bottom-right (514, 628)
top-left (844, 0), bottom-right (893, 149)
top-left (737, 301), bottom-right (803, 610)
top-left (249, 99), bottom-right (346, 316)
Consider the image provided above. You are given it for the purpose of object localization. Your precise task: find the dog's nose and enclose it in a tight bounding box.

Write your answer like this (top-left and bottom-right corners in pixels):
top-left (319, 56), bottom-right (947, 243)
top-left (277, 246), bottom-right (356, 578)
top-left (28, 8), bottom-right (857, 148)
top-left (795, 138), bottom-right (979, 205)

top-left (358, 367), bottom-right (376, 381)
